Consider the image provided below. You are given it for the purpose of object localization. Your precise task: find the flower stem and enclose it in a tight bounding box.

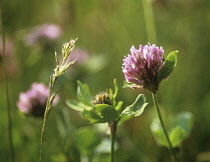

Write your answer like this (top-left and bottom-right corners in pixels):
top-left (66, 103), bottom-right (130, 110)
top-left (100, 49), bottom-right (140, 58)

top-left (109, 121), bottom-right (117, 162)
top-left (0, 1), bottom-right (15, 161)
top-left (39, 76), bottom-right (57, 162)
top-left (152, 93), bottom-right (178, 162)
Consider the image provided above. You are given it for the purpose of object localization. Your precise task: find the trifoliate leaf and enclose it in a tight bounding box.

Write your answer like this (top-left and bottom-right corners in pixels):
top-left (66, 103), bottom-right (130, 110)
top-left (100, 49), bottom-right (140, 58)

top-left (151, 119), bottom-right (168, 147)
top-left (122, 94), bottom-right (148, 117)
top-left (169, 126), bottom-right (185, 147)
top-left (151, 112), bottom-right (193, 148)
top-left (81, 104), bottom-right (118, 123)
top-left (171, 111), bottom-right (194, 138)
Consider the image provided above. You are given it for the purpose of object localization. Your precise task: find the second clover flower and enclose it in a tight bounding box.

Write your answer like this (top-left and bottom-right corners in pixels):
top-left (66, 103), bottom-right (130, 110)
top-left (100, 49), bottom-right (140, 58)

top-left (17, 83), bottom-right (59, 117)
top-left (122, 43), bottom-right (165, 93)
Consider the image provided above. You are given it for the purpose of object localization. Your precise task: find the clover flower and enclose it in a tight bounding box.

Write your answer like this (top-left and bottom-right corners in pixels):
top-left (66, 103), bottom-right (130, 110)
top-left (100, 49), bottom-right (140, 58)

top-left (122, 43), bottom-right (164, 93)
top-left (17, 83), bottom-right (59, 117)
top-left (92, 91), bottom-right (112, 105)
top-left (24, 23), bottom-right (62, 46)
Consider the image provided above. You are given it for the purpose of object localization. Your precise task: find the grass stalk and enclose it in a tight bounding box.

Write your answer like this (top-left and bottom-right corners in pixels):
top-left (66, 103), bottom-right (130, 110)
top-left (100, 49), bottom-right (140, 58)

top-left (143, 0), bottom-right (157, 43)
top-left (39, 76), bottom-right (57, 161)
top-left (0, 1), bottom-right (15, 161)
top-left (39, 39), bottom-right (76, 161)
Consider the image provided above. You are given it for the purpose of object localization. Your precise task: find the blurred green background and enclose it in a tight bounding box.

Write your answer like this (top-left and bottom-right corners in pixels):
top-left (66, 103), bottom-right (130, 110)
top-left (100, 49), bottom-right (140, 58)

top-left (1, 0), bottom-right (210, 161)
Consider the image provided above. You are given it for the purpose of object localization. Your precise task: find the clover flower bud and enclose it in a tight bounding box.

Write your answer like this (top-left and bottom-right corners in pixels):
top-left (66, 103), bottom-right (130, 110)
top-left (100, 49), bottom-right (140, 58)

top-left (92, 91), bottom-right (112, 105)
top-left (17, 83), bottom-right (59, 117)
top-left (122, 43), bottom-right (164, 93)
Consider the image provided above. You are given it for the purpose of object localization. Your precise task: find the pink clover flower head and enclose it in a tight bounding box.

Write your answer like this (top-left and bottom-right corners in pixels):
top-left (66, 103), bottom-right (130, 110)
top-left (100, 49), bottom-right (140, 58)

top-left (25, 23), bottom-right (62, 46)
top-left (17, 82), bottom-right (59, 117)
top-left (122, 43), bottom-right (164, 93)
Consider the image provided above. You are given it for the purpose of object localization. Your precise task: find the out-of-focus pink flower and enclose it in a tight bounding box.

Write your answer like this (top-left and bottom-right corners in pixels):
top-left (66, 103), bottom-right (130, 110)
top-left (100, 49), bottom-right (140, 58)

top-left (68, 47), bottom-right (89, 65)
top-left (122, 43), bottom-right (164, 93)
top-left (0, 39), bottom-right (19, 79)
top-left (0, 39), bottom-right (13, 59)
top-left (17, 83), bottom-right (59, 117)
top-left (24, 24), bottom-right (62, 46)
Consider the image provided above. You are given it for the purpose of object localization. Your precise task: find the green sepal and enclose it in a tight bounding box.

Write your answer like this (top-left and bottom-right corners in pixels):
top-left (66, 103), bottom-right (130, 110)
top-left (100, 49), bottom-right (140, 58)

top-left (123, 81), bottom-right (143, 89)
top-left (122, 94), bottom-right (148, 117)
top-left (157, 50), bottom-right (178, 83)
top-left (81, 104), bottom-right (119, 123)
top-left (77, 80), bottom-right (93, 106)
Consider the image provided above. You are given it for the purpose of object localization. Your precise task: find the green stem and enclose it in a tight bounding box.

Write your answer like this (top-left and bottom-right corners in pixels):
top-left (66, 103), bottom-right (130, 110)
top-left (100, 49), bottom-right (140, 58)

top-left (39, 77), bottom-right (57, 162)
top-left (109, 121), bottom-right (117, 162)
top-left (0, 1), bottom-right (15, 161)
top-left (110, 134), bottom-right (115, 162)
top-left (39, 108), bottom-right (49, 161)
top-left (152, 93), bottom-right (178, 162)
top-left (143, 0), bottom-right (157, 43)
